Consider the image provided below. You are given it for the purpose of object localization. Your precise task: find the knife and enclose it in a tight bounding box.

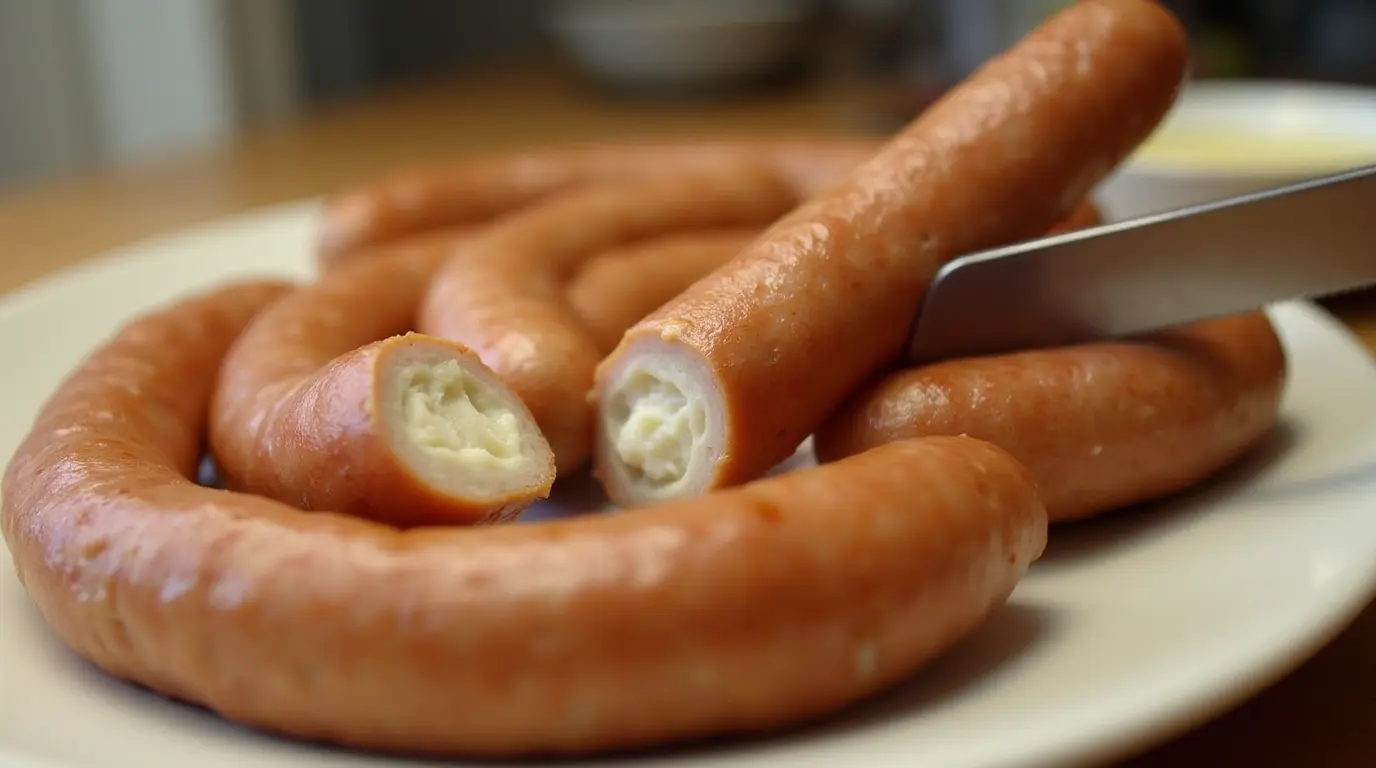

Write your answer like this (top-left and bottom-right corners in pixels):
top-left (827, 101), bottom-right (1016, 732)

top-left (902, 163), bottom-right (1376, 365)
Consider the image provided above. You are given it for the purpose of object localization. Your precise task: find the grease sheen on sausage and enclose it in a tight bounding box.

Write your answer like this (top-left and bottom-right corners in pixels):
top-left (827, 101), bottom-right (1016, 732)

top-left (567, 201), bottom-right (1101, 355)
top-left (1, 281), bottom-right (1048, 758)
top-left (317, 138), bottom-right (880, 266)
top-left (593, 0), bottom-right (1191, 507)
top-left (418, 168), bottom-right (800, 474)
top-left (210, 238), bottom-right (556, 526)
top-left (815, 312), bottom-right (1288, 522)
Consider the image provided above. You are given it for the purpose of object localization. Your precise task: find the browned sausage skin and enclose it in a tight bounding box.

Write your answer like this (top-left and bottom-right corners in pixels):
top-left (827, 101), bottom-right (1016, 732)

top-left (417, 168), bottom-right (800, 474)
top-left (1, 282), bottom-right (1047, 757)
top-left (210, 239), bottom-right (556, 526)
top-left (568, 228), bottom-right (760, 354)
top-left (0, 1), bottom-right (1234, 759)
top-left (815, 312), bottom-right (1288, 522)
top-left (316, 138), bottom-right (881, 265)
top-left (592, 0), bottom-right (1191, 507)
top-left (566, 201), bottom-right (1101, 357)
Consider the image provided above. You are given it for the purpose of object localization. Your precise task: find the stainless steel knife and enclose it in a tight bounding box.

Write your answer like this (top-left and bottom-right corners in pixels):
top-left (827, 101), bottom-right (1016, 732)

top-left (902, 163), bottom-right (1376, 365)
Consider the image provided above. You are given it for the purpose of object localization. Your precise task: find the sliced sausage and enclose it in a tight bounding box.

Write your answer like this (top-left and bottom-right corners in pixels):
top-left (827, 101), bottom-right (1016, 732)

top-left (2, 281), bottom-right (1048, 758)
top-left (317, 138), bottom-right (880, 266)
top-left (567, 200), bottom-right (1102, 356)
top-left (593, 0), bottom-right (1190, 507)
top-left (210, 238), bottom-right (555, 526)
top-left (418, 168), bottom-right (800, 474)
top-left (567, 228), bottom-right (759, 353)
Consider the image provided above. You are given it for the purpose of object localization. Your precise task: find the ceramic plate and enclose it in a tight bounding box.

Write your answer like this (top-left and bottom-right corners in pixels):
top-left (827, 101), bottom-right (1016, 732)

top-left (1096, 79), bottom-right (1376, 218)
top-left (2, 202), bottom-right (1376, 768)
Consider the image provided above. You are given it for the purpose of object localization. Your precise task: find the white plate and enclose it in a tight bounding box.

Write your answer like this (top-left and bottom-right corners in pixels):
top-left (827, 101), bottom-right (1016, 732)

top-left (2, 202), bottom-right (1376, 768)
top-left (1096, 79), bottom-right (1376, 219)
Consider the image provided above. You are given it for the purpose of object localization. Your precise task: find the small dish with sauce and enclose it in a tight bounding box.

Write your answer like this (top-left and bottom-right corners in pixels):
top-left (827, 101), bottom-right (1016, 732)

top-left (1095, 79), bottom-right (1376, 220)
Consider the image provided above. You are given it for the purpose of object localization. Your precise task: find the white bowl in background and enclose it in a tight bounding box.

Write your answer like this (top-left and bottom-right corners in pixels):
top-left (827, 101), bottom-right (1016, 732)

top-left (1095, 80), bottom-right (1376, 221)
top-left (544, 0), bottom-right (819, 93)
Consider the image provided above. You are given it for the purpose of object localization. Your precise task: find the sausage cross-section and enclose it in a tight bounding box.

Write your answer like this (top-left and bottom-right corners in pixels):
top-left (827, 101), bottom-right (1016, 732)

top-left (210, 239), bottom-right (555, 526)
top-left (815, 312), bottom-right (1288, 522)
top-left (418, 167), bottom-right (800, 474)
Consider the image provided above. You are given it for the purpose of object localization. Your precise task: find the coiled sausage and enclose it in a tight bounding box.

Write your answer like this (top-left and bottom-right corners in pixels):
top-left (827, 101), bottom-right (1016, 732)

top-left (2, 282), bottom-right (1048, 757)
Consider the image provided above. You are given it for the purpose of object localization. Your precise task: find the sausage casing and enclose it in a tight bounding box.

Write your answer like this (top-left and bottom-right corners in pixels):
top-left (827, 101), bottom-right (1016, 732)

top-left (815, 313), bottom-right (1288, 521)
top-left (211, 237), bottom-right (555, 526)
top-left (418, 168), bottom-right (799, 473)
top-left (3, 281), bottom-right (1048, 757)
top-left (593, 0), bottom-right (1191, 507)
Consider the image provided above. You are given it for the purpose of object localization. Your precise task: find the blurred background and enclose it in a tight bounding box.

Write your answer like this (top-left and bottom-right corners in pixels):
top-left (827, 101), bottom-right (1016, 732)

top-left (3, 0), bottom-right (1376, 192)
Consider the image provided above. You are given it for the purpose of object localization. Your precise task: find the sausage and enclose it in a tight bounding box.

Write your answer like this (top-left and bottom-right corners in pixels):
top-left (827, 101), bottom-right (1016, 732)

top-left (1, 281), bottom-right (1048, 757)
top-left (316, 138), bottom-right (880, 265)
top-left (417, 168), bottom-right (800, 474)
top-left (316, 144), bottom-right (1095, 281)
top-left (316, 223), bottom-right (478, 274)
top-left (814, 312), bottom-right (1288, 522)
top-left (567, 228), bottom-right (758, 353)
top-left (210, 238), bottom-right (556, 526)
top-left (567, 201), bottom-right (1101, 356)
top-left (592, 0), bottom-right (1190, 507)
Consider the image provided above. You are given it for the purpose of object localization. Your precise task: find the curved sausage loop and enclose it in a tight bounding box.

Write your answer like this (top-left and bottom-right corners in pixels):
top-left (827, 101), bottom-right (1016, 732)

top-left (210, 237), bottom-right (555, 527)
top-left (317, 139), bottom-right (881, 265)
top-left (814, 312), bottom-right (1288, 522)
top-left (418, 166), bottom-right (800, 474)
top-left (2, 282), bottom-right (1048, 758)
top-left (565, 201), bottom-right (1100, 356)
top-left (567, 228), bottom-right (759, 354)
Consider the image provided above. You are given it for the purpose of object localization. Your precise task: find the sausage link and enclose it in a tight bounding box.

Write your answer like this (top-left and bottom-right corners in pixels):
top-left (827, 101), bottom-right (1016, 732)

top-left (210, 238), bottom-right (556, 526)
top-left (317, 138), bottom-right (880, 266)
top-left (418, 168), bottom-right (800, 474)
top-left (2, 283), bottom-right (1048, 757)
top-left (815, 312), bottom-right (1288, 522)
top-left (568, 200), bottom-right (1101, 356)
top-left (593, 0), bottom-right (1190, 507)
top-left (568, 228), bottom-right (759, 353)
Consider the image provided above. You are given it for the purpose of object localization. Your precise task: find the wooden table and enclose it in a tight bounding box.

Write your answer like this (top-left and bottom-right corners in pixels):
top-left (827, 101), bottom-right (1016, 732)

top-left (1, 58), bottom-right (1371, 767)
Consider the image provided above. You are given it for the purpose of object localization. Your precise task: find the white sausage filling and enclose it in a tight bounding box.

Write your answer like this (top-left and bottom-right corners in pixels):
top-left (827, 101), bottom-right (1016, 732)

top-left (399, 360), bottom-right (526, 471)
top-left (605, 369), bottom-right (707, 487)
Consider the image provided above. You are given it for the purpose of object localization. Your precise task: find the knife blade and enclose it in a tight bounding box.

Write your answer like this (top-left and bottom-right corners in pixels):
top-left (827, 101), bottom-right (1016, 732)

top-left (902, 163), bottom-right (1376, 365)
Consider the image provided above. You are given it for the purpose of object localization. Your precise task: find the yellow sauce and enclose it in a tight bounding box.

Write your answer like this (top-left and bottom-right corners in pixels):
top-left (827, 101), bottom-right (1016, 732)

top-left (1134, 126), bottom-right (1376, 173)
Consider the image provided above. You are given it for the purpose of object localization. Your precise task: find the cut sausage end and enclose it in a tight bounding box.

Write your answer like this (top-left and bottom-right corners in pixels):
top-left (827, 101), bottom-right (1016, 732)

top-left (380, 335), bottom-right (556, 512)
top-left (595, 335), bottom-right (724, 506)
top-left (610, 371), bottom-right (702, 482)
top-left (399, 361), bottom-right (526, 470)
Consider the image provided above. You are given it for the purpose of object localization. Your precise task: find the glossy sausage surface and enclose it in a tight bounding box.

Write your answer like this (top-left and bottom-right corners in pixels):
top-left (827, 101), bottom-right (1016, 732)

top-left (567, 200), bottom-right (1102, 356)
top-left (2, 282), bottom-right (1048, 757)
top-left (593, 0), bottom-right (1191, 507)
top-left (317, 139), bottom-right (881, 265)
top-left (418, 168), bottom-right (799, 473)
top-left (2, 2), bottom-right (1245, 759)
top-left (568, 228), bottom-right (758, 354)
top-left (210, 237), bottom-right (556, 526)
top-left (815, 312), bottom-right (1288, 522)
